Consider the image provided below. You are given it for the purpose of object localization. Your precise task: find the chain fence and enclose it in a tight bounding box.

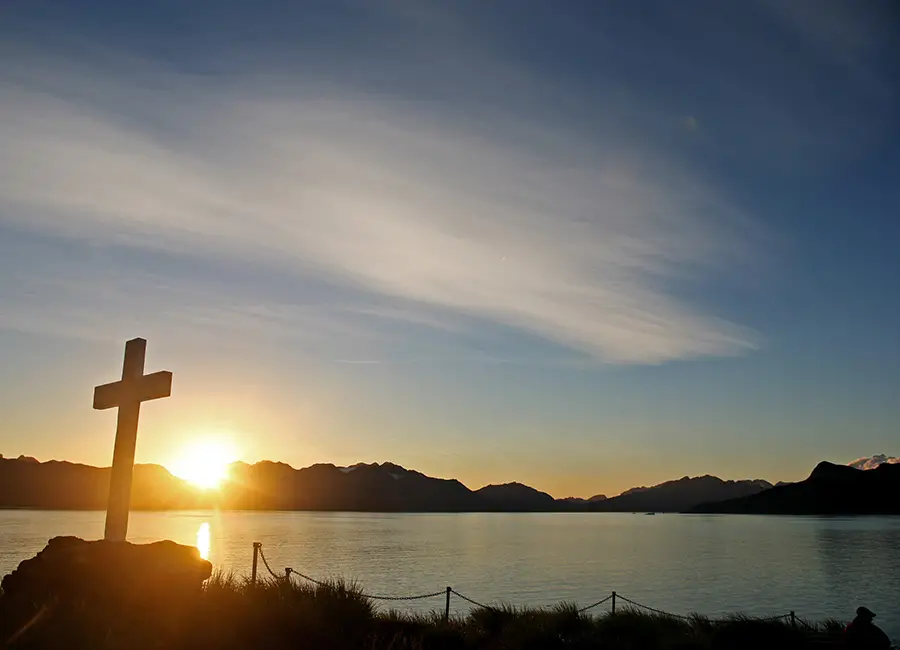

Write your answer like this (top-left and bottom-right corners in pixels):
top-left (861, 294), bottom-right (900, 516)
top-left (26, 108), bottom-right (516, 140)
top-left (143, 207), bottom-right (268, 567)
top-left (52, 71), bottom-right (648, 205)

top-left (287, 567), bottom-right (447, 602)
top-left (576, 594), bottom-right (614, 613)
top-left (448, 589), bottom-right (492, 610)
top-left (252, 542), bottom-right (810, 626)
top-left (616, 594), bottom-right (693, 620)
top-left (256, 546), bottom-right (282, 580)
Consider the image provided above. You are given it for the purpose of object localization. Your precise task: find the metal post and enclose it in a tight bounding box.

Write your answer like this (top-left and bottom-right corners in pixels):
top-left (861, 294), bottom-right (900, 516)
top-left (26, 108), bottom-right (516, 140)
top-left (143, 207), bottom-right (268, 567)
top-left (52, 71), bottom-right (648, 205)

top-left (611, 591), bottom-right (617, 614)
top-left (790, 611), bottom-right (796, 628)
top-left (444, 587), bottom-right (452, 622)
top-left (251, 542), bottom-right (261, 585)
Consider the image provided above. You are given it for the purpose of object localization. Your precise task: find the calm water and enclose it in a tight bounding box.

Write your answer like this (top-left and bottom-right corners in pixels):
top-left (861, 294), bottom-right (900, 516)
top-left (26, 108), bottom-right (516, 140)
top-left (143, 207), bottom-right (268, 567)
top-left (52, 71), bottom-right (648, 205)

top-left (1, 511), bottom-right (898, 641)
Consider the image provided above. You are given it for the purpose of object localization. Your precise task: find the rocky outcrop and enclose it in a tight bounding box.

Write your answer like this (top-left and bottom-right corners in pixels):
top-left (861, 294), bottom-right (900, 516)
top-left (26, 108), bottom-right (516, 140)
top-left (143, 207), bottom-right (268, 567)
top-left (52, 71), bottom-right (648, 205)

top-left (0, 536), bottom-right (212, 647)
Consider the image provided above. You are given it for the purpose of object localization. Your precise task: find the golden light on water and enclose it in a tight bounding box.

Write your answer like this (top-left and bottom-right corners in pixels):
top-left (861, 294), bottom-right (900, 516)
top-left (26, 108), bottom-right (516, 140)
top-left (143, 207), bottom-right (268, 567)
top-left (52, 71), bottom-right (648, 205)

top-left (197, 522), bottom-right (211, 560)
top-left (169, 438), bottom-right (239, 489)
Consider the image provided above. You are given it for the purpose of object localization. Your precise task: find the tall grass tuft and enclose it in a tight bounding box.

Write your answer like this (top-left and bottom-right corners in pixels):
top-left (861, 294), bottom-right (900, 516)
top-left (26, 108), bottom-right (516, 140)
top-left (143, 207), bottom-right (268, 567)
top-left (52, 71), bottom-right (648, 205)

top-left (0, 572), bottom-right (853, 650)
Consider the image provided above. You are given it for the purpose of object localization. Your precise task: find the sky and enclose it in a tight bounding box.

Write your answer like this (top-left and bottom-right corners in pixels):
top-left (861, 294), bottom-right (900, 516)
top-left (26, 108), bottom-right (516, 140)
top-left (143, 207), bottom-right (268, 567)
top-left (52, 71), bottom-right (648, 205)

top-left (1, 0), bottom-right (898, 498)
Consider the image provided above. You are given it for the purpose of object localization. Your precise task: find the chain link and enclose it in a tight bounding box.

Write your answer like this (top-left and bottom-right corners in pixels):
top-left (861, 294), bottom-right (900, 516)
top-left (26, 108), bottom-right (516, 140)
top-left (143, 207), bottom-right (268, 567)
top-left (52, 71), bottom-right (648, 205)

top-left (256, 547), bottom-right (281, 580)
top-left (615, 595), bottom-right (694, 620)
top-left (256, 544), bottom-right (798, 622)
top-left (287, 568), bottom-right (332, 588)
top-left (288, 569), bottom-right (445, 601)
top-left (614, 595), bottom-right (793, 625)
top-left (359, 589), bottom-right (447, 602)
top-left (449, 589), bottom-right (495, 611)
top-left (577, 594), bottom-right (613, 613)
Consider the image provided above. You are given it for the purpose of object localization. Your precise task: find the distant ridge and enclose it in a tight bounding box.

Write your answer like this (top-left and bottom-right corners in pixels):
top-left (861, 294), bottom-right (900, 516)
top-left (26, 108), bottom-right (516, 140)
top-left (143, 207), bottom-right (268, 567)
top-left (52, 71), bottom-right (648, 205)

top-left (0, 457), bottom-right (203, 510)
top-left (586, 475), bottom-right (772, 513)
top-left (1, 455), bottom-right (772, 513)
top-left (475, 483), bottom-right (556, 511)
top-left (690, 461), bottom-right (900, 515)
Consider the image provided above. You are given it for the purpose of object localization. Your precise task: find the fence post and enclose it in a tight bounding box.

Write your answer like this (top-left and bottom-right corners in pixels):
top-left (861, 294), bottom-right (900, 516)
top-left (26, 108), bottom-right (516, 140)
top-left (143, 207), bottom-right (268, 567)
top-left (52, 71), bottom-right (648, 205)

top-left (444, 587), bottom-right (452, 622)
top-left (611, 591), bottom-right (617, 614)
top-left (790, 611), bottom-right (796, 629)
top-left (251, 542), bottom-right (261, 585)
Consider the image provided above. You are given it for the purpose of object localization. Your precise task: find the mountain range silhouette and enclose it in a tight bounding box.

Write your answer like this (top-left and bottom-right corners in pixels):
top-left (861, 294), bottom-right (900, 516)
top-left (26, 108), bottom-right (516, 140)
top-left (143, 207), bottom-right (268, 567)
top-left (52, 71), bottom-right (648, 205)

top-left (690, 460), bottom-right (900, 515)
top-left (1, 455), bottom-right (897, 514)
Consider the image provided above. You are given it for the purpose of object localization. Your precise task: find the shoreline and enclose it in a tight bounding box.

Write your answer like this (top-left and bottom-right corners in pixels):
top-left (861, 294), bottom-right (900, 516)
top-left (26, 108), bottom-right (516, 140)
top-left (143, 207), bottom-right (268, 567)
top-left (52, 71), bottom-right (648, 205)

top-left (3, 507), bottom-right (900, 517)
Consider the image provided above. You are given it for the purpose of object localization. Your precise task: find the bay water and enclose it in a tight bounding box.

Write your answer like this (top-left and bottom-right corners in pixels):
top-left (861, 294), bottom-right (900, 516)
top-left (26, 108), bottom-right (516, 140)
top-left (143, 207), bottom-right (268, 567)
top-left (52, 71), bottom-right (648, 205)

top-left (1, 511), bottom-right (897, 641)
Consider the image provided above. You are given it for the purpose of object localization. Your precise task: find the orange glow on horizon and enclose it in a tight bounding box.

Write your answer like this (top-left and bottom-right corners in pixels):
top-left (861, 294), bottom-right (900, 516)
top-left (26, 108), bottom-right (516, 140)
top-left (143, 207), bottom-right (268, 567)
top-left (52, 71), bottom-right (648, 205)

top-left (169, 438), bottom-right (239, 489)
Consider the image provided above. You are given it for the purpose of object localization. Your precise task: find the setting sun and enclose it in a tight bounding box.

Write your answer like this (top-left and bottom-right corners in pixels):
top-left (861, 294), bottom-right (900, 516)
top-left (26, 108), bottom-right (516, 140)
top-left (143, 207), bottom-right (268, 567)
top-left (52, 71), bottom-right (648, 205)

top-left (169, 439), bottom-right (238, 489)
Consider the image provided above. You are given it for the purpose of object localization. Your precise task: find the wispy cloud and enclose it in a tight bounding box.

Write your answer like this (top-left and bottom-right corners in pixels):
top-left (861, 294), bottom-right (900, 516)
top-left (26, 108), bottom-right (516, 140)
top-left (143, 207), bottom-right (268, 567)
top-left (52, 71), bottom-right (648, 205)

top-left (0, 47), bottom-right (759, 364)
top-left (0, 261), bottom-right (419, 357)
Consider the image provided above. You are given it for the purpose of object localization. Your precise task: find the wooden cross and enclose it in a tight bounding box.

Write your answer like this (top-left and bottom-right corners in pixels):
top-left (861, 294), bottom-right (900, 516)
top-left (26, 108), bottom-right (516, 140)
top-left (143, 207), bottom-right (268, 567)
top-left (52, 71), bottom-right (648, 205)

top-left (93, 338), bottom-right (172, 542)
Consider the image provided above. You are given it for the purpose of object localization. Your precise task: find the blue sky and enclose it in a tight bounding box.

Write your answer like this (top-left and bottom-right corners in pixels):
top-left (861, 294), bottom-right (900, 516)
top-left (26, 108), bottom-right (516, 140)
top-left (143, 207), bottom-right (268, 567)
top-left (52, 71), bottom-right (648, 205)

top-left (1, 0), bottom-right (898, 497)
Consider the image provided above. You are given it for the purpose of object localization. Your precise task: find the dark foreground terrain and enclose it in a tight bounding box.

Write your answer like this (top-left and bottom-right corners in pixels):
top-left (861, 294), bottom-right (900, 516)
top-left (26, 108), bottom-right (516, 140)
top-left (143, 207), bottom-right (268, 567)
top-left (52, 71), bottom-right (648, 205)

top-left (0, 572), bottom-right (850, 650)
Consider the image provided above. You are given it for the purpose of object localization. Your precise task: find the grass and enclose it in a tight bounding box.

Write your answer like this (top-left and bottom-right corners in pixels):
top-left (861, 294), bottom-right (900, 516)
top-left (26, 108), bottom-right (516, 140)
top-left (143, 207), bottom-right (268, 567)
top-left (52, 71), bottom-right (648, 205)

top-left (1, 571), bottom-right (848, 650)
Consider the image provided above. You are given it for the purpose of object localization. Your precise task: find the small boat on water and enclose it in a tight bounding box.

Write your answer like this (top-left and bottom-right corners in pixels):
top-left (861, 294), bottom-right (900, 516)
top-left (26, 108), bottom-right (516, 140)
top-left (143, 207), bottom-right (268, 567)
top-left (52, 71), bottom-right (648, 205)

top-left (645, 512), bottom-right (656, 515)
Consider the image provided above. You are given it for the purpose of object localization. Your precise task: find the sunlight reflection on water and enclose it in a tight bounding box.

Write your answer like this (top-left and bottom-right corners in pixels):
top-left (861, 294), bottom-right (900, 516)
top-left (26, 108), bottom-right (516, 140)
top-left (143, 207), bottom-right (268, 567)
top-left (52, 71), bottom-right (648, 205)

top-left (196, 522), bottom-right (210, 560)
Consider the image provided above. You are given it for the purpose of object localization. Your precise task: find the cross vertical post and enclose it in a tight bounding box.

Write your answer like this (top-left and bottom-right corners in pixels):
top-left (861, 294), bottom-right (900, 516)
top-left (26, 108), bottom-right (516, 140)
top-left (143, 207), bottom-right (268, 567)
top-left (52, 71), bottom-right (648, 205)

top-left (94, 338), bottom-right (172, 542)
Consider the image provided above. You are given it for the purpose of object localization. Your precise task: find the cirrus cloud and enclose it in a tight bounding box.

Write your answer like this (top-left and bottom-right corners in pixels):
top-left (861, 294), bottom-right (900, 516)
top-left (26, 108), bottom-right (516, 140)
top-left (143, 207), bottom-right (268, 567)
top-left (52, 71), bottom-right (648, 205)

top-left (0, 49), bottom-right (760, 364)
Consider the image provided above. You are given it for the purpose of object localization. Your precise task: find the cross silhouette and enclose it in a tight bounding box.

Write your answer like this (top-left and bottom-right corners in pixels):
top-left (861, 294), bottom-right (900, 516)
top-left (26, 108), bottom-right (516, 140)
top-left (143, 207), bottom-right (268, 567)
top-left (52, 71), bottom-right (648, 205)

top-left (93, 338), bottom-right (172, 542)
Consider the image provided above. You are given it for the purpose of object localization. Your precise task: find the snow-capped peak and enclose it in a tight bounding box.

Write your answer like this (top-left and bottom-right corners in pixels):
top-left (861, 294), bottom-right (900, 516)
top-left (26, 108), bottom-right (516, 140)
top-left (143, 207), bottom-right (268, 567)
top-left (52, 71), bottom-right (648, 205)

top-left (848, 455), bottom-right (900, 470)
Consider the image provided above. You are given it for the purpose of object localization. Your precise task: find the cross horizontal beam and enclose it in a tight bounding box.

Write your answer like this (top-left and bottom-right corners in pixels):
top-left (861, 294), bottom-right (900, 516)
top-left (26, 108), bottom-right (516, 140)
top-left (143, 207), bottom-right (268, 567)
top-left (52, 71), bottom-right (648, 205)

top-left (93, 371), bottom-right (173, 410)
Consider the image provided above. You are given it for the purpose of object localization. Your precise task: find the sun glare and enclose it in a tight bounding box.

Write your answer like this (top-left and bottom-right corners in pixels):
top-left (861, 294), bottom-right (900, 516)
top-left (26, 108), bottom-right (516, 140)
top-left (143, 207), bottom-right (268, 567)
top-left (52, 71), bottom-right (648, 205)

top-left (169, 439), bottom-right (238, 489)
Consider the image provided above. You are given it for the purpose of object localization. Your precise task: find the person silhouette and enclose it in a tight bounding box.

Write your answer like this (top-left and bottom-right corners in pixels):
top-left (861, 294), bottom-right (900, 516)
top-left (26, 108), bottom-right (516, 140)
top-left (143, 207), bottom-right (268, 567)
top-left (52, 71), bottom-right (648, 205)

top-left (844, 607), bottom-right (891, 649)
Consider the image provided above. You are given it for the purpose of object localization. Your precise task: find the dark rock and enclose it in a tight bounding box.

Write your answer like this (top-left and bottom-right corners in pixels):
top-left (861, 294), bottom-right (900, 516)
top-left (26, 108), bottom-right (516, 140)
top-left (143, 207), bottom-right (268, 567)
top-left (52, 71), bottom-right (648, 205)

top-left (0, 536), bottom-right (211, 648)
